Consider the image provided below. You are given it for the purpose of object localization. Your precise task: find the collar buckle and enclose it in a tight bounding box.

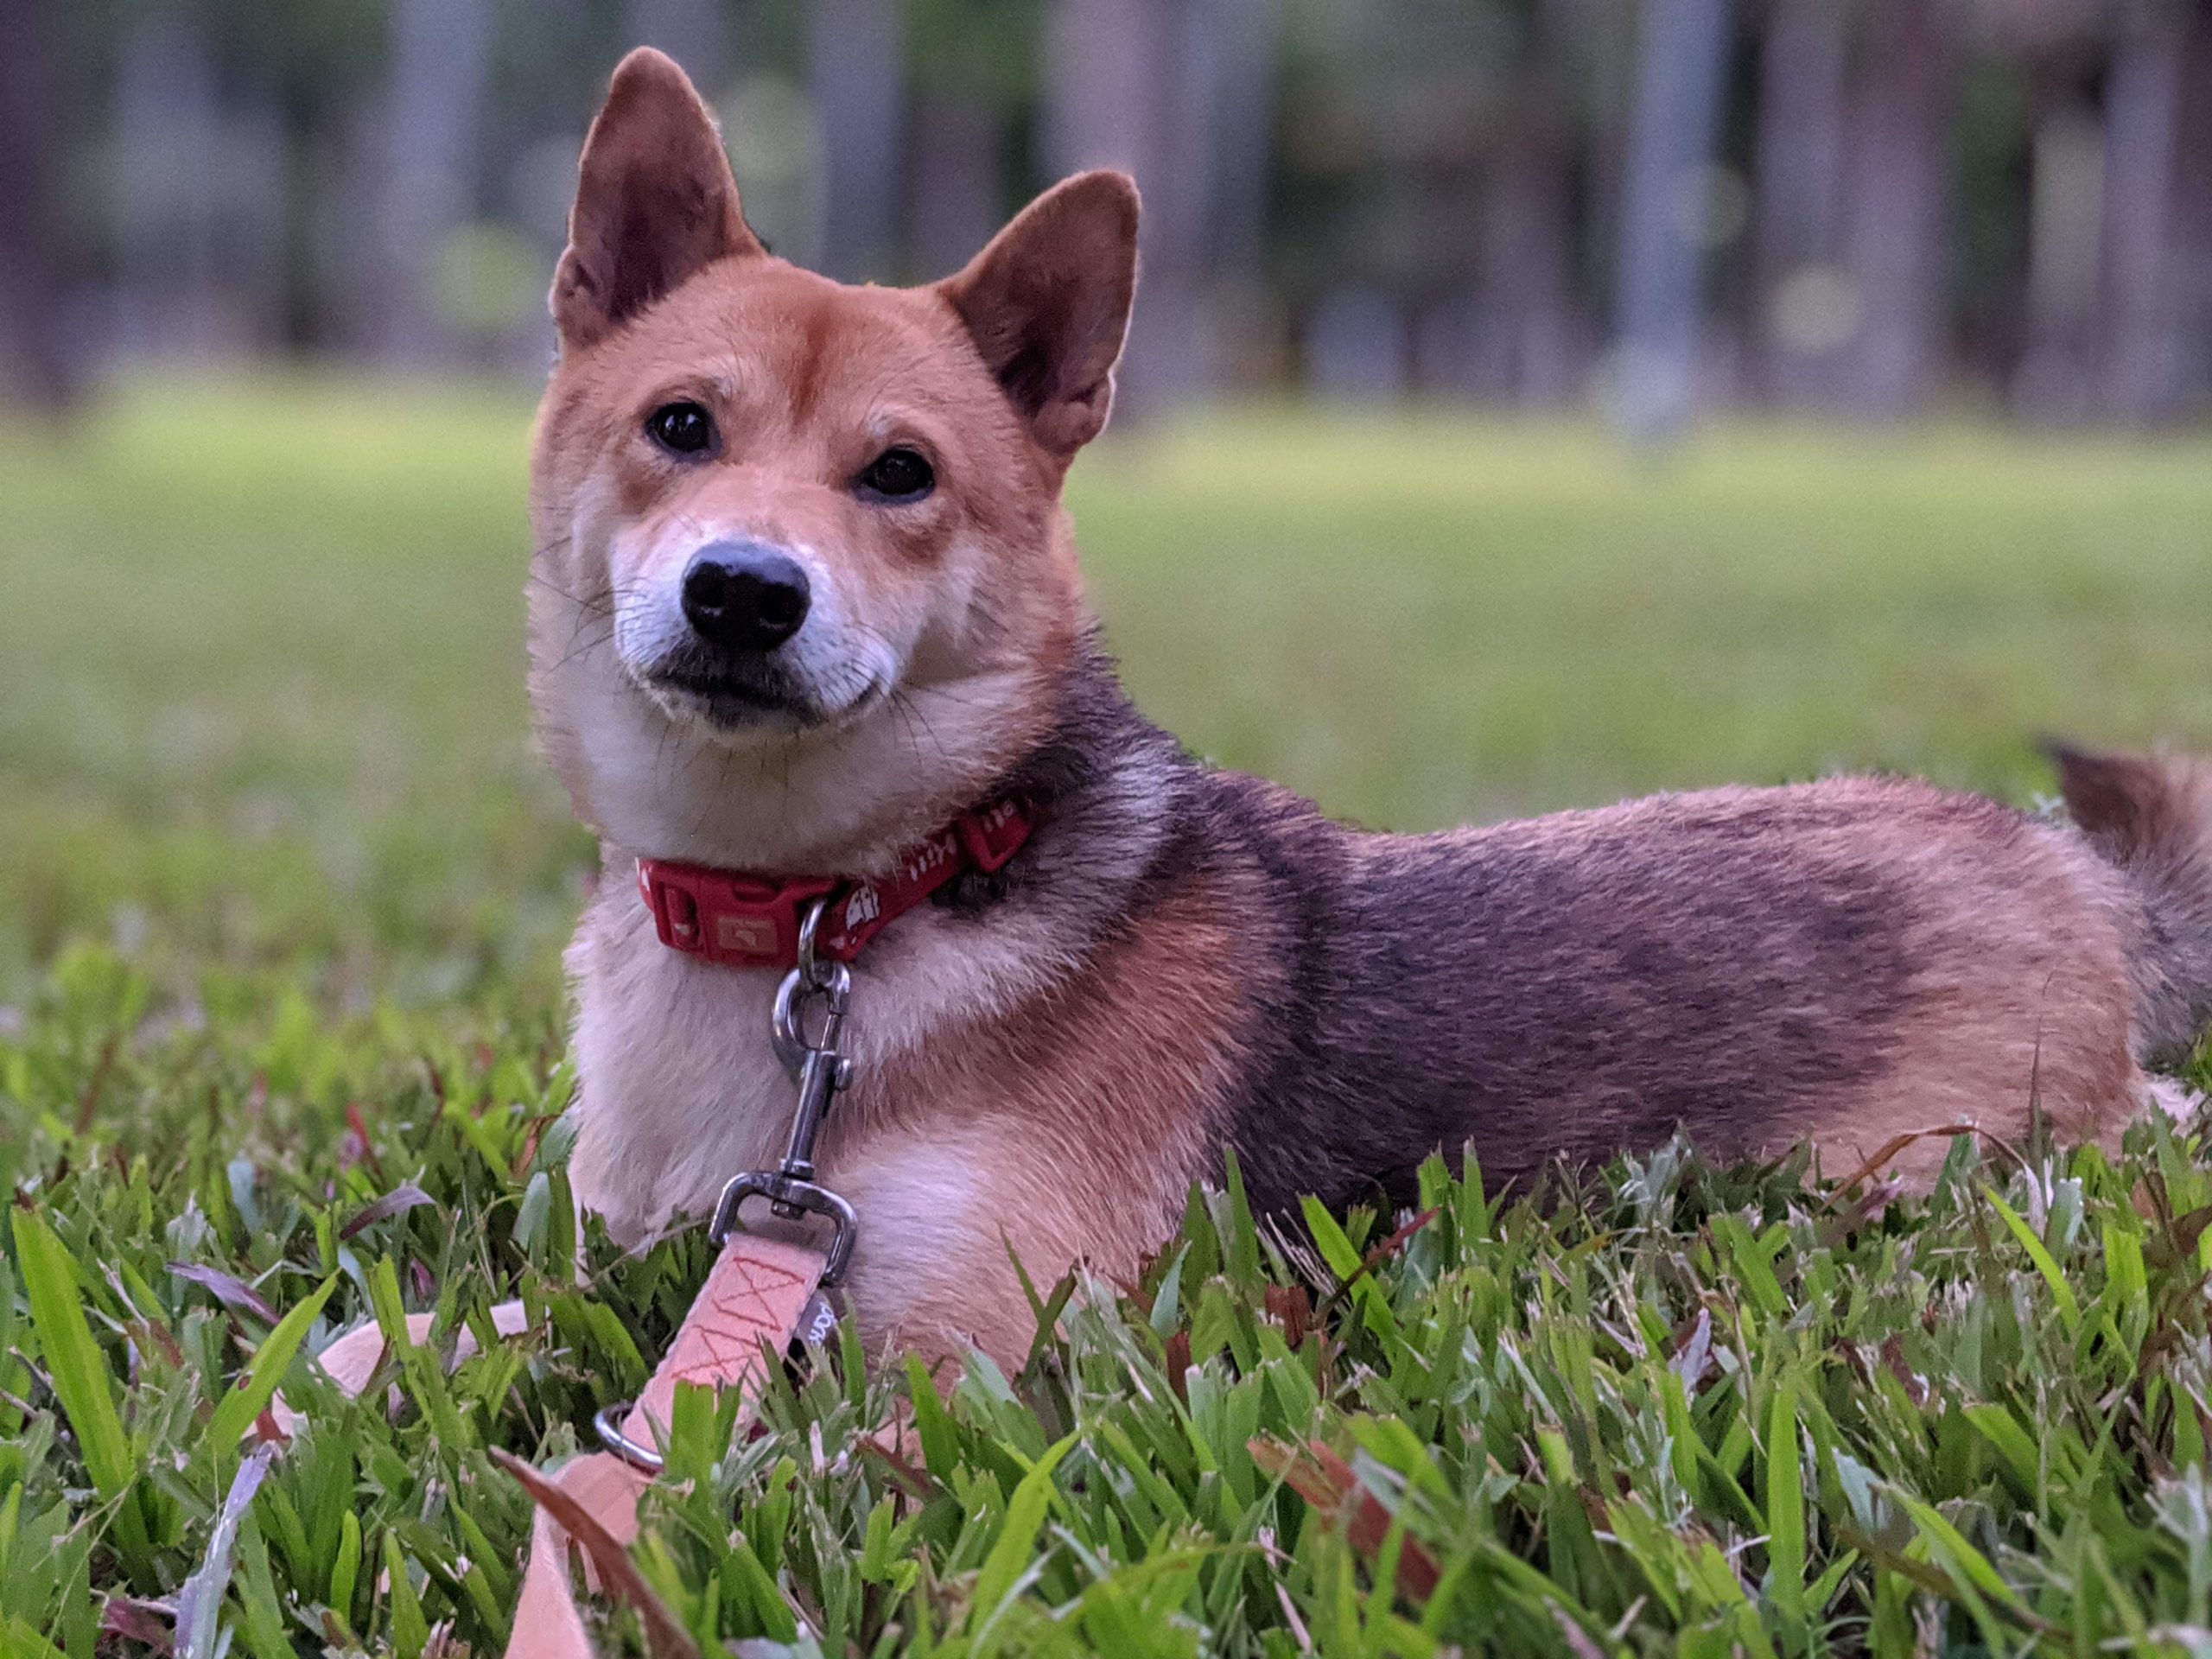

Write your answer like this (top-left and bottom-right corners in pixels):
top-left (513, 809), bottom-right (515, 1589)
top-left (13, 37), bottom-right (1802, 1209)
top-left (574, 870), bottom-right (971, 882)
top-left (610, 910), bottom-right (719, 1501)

top-left (637, 862), bottom-right (839, 969)
top-left (709, 899), bottom-right (861, 1287)
top-left (709, 1171), bottom-right (858, 1287)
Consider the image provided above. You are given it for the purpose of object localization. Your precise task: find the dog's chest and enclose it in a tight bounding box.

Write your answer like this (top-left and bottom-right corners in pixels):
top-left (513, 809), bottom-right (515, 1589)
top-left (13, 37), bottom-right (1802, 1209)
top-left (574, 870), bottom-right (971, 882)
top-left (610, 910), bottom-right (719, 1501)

top-left (563, 878), bottom-right (1061, 1246)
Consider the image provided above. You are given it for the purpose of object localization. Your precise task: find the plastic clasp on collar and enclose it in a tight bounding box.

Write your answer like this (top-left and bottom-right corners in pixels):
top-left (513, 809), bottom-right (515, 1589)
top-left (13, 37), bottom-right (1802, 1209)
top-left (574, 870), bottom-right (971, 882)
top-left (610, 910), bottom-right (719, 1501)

top-left (637, 861), bottom-right (838, 969)
top-left (710, 1171), bottom-right (858, 1287)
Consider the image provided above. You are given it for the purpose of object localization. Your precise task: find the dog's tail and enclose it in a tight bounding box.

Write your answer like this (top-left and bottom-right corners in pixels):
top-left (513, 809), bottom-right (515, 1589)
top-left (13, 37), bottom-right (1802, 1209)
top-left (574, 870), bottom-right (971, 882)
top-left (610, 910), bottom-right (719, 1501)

top-left (2051, 743), bottom-right (2212, 1055)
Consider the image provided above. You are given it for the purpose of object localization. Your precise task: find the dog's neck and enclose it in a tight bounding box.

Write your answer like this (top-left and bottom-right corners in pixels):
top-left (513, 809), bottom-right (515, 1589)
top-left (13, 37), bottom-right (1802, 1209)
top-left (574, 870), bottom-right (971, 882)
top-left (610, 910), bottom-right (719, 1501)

top-left (594, 635), bottom-right (1190, 913)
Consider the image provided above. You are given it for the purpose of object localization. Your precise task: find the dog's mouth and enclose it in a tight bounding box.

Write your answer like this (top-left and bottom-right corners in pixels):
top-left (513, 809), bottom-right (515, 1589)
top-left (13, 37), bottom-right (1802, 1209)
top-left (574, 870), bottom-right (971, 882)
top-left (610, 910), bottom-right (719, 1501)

top-left (644, 660), bottom-right (820, 731)
top-left (631, 633), bottom-right (899, 737)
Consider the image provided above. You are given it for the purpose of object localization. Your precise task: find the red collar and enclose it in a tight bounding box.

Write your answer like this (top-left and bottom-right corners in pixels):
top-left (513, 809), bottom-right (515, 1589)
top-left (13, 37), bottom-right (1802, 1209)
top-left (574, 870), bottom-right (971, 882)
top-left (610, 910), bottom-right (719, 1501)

top-left (636, 799), bottom-right (1034, 970)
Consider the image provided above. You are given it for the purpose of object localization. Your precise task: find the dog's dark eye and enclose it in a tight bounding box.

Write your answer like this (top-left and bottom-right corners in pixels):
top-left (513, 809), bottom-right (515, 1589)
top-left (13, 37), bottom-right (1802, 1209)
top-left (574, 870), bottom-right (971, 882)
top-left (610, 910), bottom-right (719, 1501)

top-left (855, 447), bottom-right (934, 501)
top-left (646, 401), bottom-right (715, 456)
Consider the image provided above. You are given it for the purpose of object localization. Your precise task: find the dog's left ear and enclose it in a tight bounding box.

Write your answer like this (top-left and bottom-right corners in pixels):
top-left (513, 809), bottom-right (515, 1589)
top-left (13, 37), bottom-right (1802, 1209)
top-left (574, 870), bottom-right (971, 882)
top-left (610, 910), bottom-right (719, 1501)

top-left (552, 48), bottom-right (764, 350)
top-left (938, 171), bottom-right (1140, 457)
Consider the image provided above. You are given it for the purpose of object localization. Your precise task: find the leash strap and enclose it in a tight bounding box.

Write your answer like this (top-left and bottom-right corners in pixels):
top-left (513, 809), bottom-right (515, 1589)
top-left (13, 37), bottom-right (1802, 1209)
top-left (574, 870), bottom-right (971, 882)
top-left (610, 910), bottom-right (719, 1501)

top-left (505, 1232), bottom-right (826, 1657)
top-left (296, 1234), bottom-right (828, 1657)
top-left (296, 888), bottom-right (867, 1650)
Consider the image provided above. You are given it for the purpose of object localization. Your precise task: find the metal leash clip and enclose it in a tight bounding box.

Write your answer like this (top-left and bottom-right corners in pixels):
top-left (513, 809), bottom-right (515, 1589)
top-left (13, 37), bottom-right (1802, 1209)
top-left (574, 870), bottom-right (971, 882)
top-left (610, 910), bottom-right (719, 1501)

top-left (709, 897), bottom-right (860, 1286)
top-left (596, 899), bottom-right (861, 1471)
top-left (592, 1402), bottom-right (668, 1473)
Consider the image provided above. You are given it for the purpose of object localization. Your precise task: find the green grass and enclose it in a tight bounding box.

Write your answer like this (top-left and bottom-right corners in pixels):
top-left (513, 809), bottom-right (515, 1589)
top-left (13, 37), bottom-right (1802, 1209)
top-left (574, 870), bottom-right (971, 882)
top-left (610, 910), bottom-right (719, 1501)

top-left (8, 377), bottom-right (2212, 1654)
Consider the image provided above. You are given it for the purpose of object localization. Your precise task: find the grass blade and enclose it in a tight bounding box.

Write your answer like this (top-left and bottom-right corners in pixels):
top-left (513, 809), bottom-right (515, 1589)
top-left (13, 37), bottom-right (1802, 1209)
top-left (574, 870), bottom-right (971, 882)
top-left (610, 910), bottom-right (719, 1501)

top-left (1982, 1185), bottom-right (2082, 1335)
top-left (175, 1446), bottom-right (274, 1659)
top-left (1764, 1371), bottom-right (1807, 1637)
top-left (970, 1433), bottom-right (1077, 1651)
top-left (10, 1210), bottom-right (153, 1582)
top-left (205, 1274), bottom-right (336, 1465)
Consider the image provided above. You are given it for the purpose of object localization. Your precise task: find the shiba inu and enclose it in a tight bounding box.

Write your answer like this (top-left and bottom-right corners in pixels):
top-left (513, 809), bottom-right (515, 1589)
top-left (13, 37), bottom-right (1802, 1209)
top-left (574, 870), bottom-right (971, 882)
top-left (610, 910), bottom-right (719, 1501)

top-left (531, 48), bottom-right (2209, 1370)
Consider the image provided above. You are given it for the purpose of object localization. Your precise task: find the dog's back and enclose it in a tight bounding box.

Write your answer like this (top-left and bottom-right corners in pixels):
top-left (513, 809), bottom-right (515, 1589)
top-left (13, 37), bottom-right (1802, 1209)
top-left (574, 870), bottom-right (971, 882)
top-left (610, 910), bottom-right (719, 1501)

top-left (1186, 757), bottom-right (2170, 1209)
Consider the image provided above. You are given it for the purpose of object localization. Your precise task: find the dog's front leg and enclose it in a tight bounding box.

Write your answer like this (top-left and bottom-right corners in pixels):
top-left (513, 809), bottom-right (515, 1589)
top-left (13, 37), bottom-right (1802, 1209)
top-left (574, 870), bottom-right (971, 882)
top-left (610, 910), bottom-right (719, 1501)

top-left (825, 1122), bottom-right (1171, 1376)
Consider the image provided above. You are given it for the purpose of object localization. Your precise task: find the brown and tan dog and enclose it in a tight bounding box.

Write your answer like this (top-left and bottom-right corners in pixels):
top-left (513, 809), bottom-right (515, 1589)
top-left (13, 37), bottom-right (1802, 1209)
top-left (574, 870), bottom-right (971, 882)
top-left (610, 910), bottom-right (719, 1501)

top-left (531, 49), bottom-right (2209, 1370)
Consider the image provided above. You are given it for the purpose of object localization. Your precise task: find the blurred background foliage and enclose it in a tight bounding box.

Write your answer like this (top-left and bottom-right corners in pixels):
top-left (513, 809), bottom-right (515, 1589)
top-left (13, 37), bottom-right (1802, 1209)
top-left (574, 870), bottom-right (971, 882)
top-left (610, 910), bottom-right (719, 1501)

top-left (4, 0), bottom-right (2212, 429)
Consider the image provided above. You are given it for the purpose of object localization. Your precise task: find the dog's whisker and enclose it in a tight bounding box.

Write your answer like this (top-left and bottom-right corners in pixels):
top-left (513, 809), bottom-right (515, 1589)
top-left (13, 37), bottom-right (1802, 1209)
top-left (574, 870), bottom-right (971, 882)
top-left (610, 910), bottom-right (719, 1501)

top-left (549, 623), bottom-right (620, 671)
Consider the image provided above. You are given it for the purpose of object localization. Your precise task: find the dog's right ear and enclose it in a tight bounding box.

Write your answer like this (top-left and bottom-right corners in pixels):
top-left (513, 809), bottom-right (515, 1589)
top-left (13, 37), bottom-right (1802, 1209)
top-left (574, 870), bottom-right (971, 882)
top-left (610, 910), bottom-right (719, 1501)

top-left (552, 48), bottom-right (762, 350)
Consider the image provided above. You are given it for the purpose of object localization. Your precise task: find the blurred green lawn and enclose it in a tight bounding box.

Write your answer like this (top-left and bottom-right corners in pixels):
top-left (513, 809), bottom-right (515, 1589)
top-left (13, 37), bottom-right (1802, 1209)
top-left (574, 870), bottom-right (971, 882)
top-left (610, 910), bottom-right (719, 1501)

top-left (4, 376), bottom-right (2211, 999)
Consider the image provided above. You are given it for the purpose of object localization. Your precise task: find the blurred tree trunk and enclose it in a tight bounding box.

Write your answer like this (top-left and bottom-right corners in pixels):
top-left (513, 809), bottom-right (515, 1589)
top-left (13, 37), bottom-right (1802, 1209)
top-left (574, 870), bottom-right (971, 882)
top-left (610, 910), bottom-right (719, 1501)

top-left (1478, 146), bottom-right (1580, 402)
top-left (109, 15), bottom-right (288, 359)
top-left (1179, 0), bottom-right (1281, 390)
top-left (1582, 0), bottom-right (1637, 361)
top-left (1044, 0), bottom-right (1276, 410)
top-left (1044, 0), bottom-right (1179, 410)
top-left (1838, 0), bottom-right (1953, 416)
top-left (1042, 0), bottom-right (1162, 208)
top-left (811, 0), bottom-right (904, 282)
top-left (1145, 0), bottom-right (1234, 401)
top-left (113, 12), bottom-right (219, 358)
top-left (2013, 91), bottom-right (2101, 421)
top-left (1204, 0), bottom-right (1275, 286)
top-left (2168, 6), bottom-right (2212, 412)
top-left (0, 0), bottom-right (86, 410)
top-left (1474, 0), bottom-right (1580, 404)
top-left (909, 93), bottom-right (1005, 279)
top-left (1751, 0), bottom-right (1848, 404)
top-left (1611, 0), bottom-right (1732, 441)
top-left (2100, 1), bottom-right (2187, 422)
top-left (377, 0), bottom-right (493, 364)
top-left (629, 0), bottom-right (731, 97)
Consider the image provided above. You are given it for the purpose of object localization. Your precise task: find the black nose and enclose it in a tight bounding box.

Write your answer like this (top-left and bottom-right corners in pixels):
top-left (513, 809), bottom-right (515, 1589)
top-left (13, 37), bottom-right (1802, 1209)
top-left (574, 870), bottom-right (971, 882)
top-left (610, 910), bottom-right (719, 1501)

top-left (680, 543), bottom-right (811, 653)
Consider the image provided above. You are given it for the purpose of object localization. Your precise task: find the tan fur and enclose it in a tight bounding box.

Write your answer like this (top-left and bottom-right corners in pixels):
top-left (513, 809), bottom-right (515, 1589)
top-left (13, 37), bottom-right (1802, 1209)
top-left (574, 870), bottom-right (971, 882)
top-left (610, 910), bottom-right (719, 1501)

top-left (823, 880), bottom-right (1246, 1363)
top-left (1828, 818), bottom-right (2146, 1180)
top-left (1372, 779), bottom-right (2156, 1187)
top-left (532, 54), bottom-right (1156, 1363)
top-left (529, 259), bottom-right (1081, 874)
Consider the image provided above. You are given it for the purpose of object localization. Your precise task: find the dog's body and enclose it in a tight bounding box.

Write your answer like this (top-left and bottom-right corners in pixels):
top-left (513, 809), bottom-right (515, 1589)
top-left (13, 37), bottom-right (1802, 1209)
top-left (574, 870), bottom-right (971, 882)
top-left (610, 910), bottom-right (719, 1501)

top-left (534, 51), bottom-right (2212, 1369)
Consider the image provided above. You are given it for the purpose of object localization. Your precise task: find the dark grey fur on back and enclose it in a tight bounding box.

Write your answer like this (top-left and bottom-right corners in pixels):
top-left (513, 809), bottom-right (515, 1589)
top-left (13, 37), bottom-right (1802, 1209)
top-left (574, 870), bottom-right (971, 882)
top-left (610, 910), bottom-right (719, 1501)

top-left (933, 645), bottom-right (2206, 1215)
top-left (1199, 779), bottom-right (1945, 1211)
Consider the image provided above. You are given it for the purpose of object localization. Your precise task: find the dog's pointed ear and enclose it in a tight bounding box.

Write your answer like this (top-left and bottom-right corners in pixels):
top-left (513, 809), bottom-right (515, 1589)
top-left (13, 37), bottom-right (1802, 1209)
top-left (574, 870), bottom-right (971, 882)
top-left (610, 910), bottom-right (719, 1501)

top-left (552, 48), bottom-right (763, 349)
top-left (938, 171), bottom-right (1140, 456)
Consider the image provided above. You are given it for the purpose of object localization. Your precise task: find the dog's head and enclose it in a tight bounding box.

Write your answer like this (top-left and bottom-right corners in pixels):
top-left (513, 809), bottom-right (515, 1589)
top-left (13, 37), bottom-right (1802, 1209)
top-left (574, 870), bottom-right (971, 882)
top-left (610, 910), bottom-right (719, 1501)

top-left (529, 48), bottom-right (1136, 868)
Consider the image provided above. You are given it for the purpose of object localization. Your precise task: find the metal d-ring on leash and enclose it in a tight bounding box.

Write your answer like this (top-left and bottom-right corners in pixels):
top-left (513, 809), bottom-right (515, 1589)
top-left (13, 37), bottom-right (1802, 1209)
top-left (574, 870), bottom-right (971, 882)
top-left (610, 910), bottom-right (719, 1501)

top-left (596, 897), bottom-right (861, 1471)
